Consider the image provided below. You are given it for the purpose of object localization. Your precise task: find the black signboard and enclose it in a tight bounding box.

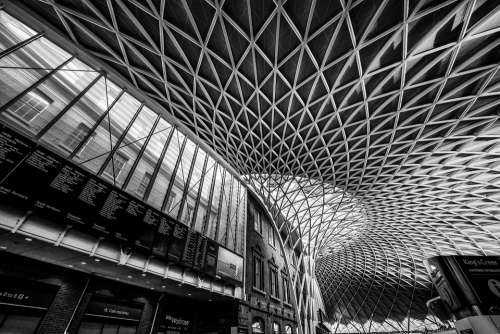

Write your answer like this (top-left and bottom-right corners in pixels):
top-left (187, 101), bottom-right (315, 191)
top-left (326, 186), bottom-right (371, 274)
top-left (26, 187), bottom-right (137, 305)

top-left (134, 207), bottom-right (160, 250)
top-left (0, 276), bottom-right (59, 309)
top-left (193, 235), bottom-right (208, 271)
top-left (454, 256), bottom-right (500, 307)
top-left (0, 126), bottom-right (236, 281)
top-left (35, 163), bottom-right (89, 223)
top-left (168, 222), bottom-right (189, 263)
top-left (204, 239), bottom-right (219, 278)
top-left (152, 216), bottom-right (175, 258)
top-left (76, 176), bottom-right (113, 234)
top-left (1, 147), bottom-right (63, 208)
top-left (181, 230), bottom-right (200, 267)
top-left (0, 126), bottom-right (34, 181)
top-left (85, 298), bottom-right (143, 321)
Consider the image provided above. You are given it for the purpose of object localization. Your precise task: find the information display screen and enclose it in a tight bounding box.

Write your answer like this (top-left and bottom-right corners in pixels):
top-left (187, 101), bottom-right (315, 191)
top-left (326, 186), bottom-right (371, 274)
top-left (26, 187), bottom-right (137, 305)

top-left (0, 125), bottom-right (226, 280)
top-left (454, 256), bottom-right (500, 307)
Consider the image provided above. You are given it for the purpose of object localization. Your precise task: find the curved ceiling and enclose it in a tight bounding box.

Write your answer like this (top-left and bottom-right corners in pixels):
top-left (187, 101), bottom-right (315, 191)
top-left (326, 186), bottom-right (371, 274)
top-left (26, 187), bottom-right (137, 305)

top-left (18, 0), bottom-right (500, 332)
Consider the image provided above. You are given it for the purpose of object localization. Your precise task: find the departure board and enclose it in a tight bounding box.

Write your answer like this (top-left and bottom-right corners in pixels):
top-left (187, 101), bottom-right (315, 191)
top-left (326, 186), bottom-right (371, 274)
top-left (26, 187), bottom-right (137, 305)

top-left (0, 125), bottom-right (222, 279)
top-left (0, 126), bottom-right (34, 181)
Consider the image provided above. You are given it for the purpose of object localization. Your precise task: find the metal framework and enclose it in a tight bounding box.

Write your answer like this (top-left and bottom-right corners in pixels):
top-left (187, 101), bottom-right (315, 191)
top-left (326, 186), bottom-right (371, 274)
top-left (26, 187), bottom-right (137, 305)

top-left (7, 0), bottom-right (500, 332)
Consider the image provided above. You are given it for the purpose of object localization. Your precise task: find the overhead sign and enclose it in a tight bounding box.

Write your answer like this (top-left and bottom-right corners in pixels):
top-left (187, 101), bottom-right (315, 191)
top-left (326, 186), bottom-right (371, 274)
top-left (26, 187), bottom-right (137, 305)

top-left (454, 256), bottom-right (500, 307)
top-left (0, 124), bottom-right (239, 282)
top-left (0, 276), bottom-right (59, 309)
top-left (85, 298), bottom-right (144, 321)
top-left (216, 247), bottom-right (244, 282)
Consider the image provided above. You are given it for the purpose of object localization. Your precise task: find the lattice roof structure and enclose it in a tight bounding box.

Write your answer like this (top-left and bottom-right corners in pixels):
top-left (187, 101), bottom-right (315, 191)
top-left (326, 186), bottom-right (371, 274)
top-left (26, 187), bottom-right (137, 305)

top-left (15, 0), bottom-right (500, 332)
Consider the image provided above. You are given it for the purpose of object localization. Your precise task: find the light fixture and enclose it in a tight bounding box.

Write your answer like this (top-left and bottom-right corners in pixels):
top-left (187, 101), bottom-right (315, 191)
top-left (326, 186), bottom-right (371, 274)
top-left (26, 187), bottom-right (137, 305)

top-left (141, 273), bottom-right (146, 277)
top-left (161, 285), bottom-right (166, 289)
top-left (24, 237), bottom-right (32, 242)
top-left (68, 264), bottom-right (73, 268)
top-left (187, 293), bottom-right (192, 296)
top-left (80, 261), bottom-right (86, 265)
top-left (127, 275), bottom-right (133, 279)
top-left (94, 258), bottom-right (100, 262)
top-left (0, 246), bottom-right (7, 250)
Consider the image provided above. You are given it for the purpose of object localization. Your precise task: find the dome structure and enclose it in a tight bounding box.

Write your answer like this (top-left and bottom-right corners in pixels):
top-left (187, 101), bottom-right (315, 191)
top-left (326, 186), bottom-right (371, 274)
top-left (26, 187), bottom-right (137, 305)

top-left (17, 0), bottom-right (500, 332)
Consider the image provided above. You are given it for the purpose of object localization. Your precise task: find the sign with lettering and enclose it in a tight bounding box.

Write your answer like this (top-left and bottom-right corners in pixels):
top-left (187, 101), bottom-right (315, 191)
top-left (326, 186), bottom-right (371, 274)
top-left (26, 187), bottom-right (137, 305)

top-left (0, 125), bottom-right (240, 283)
top-left (164, 313), bottom-right (190, 331)
top-left (85, 298), bottom-right (143, 321)
top-left (204, 239), bottom-right (219, 278)
top-left (0, 276), bottom-right (59, 309)
top-left (454, 256), bottom-right (500, 307)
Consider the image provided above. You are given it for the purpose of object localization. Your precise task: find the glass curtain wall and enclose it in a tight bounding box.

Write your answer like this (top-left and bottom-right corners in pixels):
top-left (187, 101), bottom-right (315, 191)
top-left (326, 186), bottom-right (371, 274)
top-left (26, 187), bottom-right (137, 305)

top-left (0, 11), bottom-right (246, 255)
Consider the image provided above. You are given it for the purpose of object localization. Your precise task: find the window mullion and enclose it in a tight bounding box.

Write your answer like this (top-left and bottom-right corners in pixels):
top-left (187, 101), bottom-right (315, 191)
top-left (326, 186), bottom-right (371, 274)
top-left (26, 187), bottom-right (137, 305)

top-left (176, 144), bottom-right (199, 221)
top-left (121, 114), bottom-right (161, 191)
top-left (68, 89), bottom-right (125, 159)
top-left (190, 153), bottom-right (208, 229)
top-left (35, 72), bottom-right (104, 140)
top-left (161, 135), bottom-right (188, 213)
top-left (0, 31), bottom-right (44, 60)
top-left (96, 103), bottom-right (144, 179)
top-left (143, 125), bottom-right (175, 202)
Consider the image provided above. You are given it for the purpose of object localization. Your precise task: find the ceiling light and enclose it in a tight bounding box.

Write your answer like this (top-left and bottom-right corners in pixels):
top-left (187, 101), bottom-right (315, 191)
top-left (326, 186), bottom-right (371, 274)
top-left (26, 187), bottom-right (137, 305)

top-left (127, 275), bottom-right (133, 279)
top-left (80, 261), bottom-right (86, 265)
top-left (141, 273), bottom-right (146, 277)
top-left (68, 264), bottom-right (73, 268)
top-left (94, 258), bottom-right (100, 262)
top-left (162, 285), bottom-right (166, 288)
top-left (24, 237), bottom-right (32, 242)
top-left (187, 293), bottom-right (192, 296)
top-left (0, 246), bottom-right (7, 250)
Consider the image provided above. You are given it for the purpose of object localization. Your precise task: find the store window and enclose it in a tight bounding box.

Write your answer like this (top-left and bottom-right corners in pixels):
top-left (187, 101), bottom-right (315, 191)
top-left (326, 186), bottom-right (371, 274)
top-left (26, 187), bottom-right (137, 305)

top-left (272, 322), bottom-right (280, 334)
top-left (269, 265), bottom-right (279, 298)
top-left (285, 325), bottom-right (293, 334)
top-left (251, 318), bottom-right (265, 334)
top-left (0, 309), bottom-right (43, 334)
top-left (253, 254), bottom-right (264, 291)
top-left (10, 90), bottom-right (51, 123)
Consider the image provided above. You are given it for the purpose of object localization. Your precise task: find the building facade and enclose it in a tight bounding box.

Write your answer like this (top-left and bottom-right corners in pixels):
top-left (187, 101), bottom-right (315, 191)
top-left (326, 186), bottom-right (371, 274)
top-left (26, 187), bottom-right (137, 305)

top-left (0, 4), bottom-right (307, 334)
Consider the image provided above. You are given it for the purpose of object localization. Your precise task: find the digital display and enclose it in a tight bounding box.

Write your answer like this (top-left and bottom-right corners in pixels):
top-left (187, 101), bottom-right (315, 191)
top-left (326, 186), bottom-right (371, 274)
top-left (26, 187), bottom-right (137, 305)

top-left (0, 126), bottom-right (233, 280)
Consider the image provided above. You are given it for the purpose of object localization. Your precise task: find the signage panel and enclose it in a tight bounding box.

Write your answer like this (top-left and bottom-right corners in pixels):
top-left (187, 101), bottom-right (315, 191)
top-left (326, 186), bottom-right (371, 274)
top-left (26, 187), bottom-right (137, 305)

top-left (0, 276), bottom-right (59, 309)
top-left (0, 125), bottom-right (34, 181)
top-left (204, 239), bottom-right (219, 278)
top-left (454, 256), bottom-right (500, 307)
top-left (216, 247), bottom-right (244, 282)
top-left (0, 126), bottom-right (242, 283)
top-left (85, 298), bottom-right (143, 321)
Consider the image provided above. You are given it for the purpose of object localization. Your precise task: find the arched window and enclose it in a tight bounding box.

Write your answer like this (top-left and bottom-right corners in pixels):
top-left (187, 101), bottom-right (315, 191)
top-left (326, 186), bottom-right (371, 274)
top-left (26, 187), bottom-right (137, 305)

top-left (285, 325), bottom-right (293, 334)
top-left (252, 318), bottom-right (265, 334)
top-left (272, 322), bottom-right (280, 334)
